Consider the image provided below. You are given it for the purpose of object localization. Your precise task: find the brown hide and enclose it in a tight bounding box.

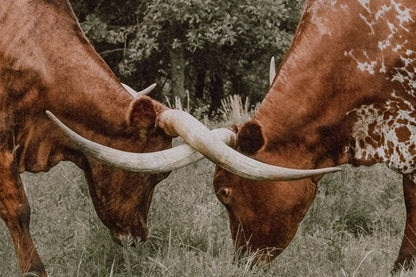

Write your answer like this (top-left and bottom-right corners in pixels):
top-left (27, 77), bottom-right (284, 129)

top-left (0, 1), bottom-right (171, 275)
top-left (214, 0), bottom-right (416, 269)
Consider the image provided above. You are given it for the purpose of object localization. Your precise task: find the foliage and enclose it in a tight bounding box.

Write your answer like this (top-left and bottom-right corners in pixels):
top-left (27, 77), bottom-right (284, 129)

top-left (70, 0), bottom-right (305, 117)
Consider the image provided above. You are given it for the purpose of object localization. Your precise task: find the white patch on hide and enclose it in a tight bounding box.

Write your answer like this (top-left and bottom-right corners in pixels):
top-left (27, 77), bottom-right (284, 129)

top-left (350, 93), bottom-right (416, 174)
top-left (358, 0), bottom-right (371, 13)
top-left (309, 0), bottom-right (339, 35)
top-left (346, 1), bottom-right (416, 97)
top-left (345, 50), bottom-right (378, 75)
top-left (375, 4), bottom-right (392, 20)
top-left (359, 13), bottom-right (375, 34)
top-left (391, 51), bottom-right (416, 96)
top-left (391, 0), bottom-right (414, 31)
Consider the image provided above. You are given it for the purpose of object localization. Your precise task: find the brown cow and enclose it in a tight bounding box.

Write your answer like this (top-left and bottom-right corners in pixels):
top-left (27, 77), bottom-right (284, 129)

top-left (56, 0), bottom-right (416, 272)
top-left (212, 0), bottom-right (416, 271)
top-left (0, 1), bottom-right (176, 275)
top-left (2, 0), bottom-right (338, 276)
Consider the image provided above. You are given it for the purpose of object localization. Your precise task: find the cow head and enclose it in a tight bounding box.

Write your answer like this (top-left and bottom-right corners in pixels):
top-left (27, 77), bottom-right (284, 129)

top-left (43, 93), bottom-right (175, 246)
top-left (79, 95), bottom-right (172, 245)
top-left (212, 0), bottom-right (416, 264)
top-left (213, 121), bottom-right (319, 263)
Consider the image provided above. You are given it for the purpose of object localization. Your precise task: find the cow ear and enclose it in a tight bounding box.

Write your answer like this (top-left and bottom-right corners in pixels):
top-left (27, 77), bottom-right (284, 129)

top-left (237, 120), bottom-right (265, 155)
top-left (127, 96), bottom-right (157, 130)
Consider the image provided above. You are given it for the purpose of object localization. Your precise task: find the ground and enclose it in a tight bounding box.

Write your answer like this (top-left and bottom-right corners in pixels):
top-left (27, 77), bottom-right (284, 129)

top-left (0, 158), bottom-right (414, 276)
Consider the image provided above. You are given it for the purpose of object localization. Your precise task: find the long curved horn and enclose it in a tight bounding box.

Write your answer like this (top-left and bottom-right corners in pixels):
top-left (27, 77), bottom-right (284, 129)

top-left (269, 56), bottom-right (276, 85)
top-left (122, 83), bottom-right (156, 98)
top-left (45, 111), bottom-right (235, 173)
top-left (157, 109), bottom-right (342, 181)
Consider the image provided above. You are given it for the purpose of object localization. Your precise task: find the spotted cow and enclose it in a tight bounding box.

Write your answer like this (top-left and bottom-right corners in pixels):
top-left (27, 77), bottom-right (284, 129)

top-left (210, 0), bottom-right (416, 270)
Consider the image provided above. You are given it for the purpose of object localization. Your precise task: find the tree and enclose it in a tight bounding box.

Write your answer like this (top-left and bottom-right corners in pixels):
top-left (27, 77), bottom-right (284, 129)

top-left (71, 0), bottom-right (304, 117)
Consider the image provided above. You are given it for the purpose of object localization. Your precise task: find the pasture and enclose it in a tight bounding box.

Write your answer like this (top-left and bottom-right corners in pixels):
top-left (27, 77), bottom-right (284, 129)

top-left (0, 146), bottom-right (415, 276)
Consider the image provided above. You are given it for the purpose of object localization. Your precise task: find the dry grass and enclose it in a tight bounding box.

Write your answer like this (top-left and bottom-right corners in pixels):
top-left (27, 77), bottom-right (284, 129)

top-left (219, 95), bottom-right (252, 125)
top-left (0, 159), bottom-right (415, 276)
top-left (0, 102), bottom-right (414, 276)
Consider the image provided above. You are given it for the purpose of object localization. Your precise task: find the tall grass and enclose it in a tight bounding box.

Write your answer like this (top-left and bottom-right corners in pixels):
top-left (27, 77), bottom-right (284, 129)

top-left (219, 95), bottom-right (252, 125)
top-left (0, 160), bottom-right (415, 276)
top-left (0, 98), bottom-right (414, 276)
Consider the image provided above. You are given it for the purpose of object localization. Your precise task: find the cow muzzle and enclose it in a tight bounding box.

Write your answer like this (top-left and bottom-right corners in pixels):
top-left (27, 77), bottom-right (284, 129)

top-left (110, 230), bottom-right (147, 247)
top-left (235, 244), bottom-right (281, 266)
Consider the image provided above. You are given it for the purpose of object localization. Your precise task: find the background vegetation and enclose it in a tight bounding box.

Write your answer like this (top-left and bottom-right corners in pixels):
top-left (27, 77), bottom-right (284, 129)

top-left (70, 0), bottom-right (304, 116)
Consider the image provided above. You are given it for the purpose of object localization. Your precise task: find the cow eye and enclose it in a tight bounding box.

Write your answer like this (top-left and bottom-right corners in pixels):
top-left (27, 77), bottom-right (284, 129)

top-left (216, 187), bottom-right (232, 205)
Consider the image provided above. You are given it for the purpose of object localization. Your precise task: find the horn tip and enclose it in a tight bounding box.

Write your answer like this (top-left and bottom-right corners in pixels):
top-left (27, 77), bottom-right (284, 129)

top-left (329, 166), bottom-right (343, 172)
top-left (45, 110), bottom-right (54, 119)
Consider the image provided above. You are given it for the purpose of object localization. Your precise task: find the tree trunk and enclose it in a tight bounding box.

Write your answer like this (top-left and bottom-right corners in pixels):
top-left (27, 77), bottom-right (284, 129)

top-left (195, 69), bottom-right (206, 99)
top-left (209, 73), bottom-right (224, 116)
top-left (170, 47), bottom-right (185, 99)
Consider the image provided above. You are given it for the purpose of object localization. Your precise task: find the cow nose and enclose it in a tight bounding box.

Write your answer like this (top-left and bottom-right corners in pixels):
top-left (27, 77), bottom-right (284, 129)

top-left (110, 231), bottom-right (145, 247)
top-left (251, 247), bottom-right (282, 266)
top-left (253, 252), bottom-right (274, 266)
top-left (234, 244), bottom-right (279, 266)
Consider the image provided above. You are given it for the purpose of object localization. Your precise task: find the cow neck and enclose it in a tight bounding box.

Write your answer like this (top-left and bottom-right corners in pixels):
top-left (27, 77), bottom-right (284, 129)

top-left (32, 1), bottom-right (134, 134)
top-left (32, 43), bottom-right (135, 172)
top-left (44, 40), bottom-right (133, 142)
top-left (2, 0), bottom-right (131, 127)
top-left (0, 0), bottom-right (138, 171)
top-left (255, 0), bottom-right (403, 169)
top-left (253, 33), bottom-right (374, 170)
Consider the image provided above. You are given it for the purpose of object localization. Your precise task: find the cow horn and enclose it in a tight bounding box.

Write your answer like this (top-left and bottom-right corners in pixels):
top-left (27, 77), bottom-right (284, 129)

top-left (269, 56), bottom-right (276, 85)
top-left (157, 109), bottom-right (342, 181)
top-left (45, 111), bottom-right (235, 172)
top-left (122, 83), bottom-right (156, 98)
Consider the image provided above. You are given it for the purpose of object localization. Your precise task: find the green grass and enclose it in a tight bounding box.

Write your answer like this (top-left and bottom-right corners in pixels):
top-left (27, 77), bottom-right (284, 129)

top-left (1, 159), bottom-right (415, 276)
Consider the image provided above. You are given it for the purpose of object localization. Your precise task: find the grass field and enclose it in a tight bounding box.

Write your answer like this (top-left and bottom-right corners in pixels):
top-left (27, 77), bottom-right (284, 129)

top-left (1, 155), bottom-right (415, 276)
